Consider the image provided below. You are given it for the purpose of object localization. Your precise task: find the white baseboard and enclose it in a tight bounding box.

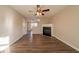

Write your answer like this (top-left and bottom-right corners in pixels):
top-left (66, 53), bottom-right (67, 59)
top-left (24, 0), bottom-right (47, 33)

top-left (1, 34), bottom-right (24, 52)
top-left (53, 35), bottom-right (79, 51)
top-left (9, 34), bottom-right (24, 46)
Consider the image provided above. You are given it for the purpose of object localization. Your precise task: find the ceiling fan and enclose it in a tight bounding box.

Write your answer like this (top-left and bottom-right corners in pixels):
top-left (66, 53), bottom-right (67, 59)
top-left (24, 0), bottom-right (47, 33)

top-left (35, 5), bottom-right (50, 16)
top-left (29, 5), bottom-right (50, 16)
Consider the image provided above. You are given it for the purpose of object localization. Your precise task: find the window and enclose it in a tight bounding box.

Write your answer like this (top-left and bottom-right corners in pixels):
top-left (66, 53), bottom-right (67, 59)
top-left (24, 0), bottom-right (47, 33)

top-left (31, 22), bottom-right (38, 28)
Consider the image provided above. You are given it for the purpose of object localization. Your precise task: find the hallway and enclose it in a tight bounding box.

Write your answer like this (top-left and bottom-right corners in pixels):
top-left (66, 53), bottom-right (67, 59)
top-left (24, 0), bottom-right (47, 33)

top-left (4, 35), bottom-right (77, 53)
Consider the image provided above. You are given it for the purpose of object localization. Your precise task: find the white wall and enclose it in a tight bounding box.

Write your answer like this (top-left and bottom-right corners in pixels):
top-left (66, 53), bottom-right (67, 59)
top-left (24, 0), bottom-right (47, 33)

top-left (23, 18), bottom-right (27, 35)
top-left (52, 6), bottom-right (79, 51)
top-left (0, 6), bottom-right (25, 51)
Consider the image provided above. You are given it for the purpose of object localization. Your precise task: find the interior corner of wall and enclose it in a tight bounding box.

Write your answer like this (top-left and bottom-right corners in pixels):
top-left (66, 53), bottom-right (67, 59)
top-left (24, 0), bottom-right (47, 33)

top-left (53, 35), bottom-right (79, 52)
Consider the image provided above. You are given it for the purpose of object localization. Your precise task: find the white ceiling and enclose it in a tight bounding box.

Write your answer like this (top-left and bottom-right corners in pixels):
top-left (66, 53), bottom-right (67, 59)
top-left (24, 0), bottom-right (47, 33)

top-left (10, 5), bottom-right (67, 19)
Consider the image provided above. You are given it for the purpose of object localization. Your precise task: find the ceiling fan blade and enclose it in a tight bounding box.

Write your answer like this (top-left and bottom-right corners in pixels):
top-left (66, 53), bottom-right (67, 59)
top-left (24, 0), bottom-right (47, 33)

top-left (42, 9), bottom-right (50, 12)
top-left (37, 5), bottom-right (41, 12)
top-left (37, 5), bottom-right (40, 8)
top-left (42, 13), bottom-right (44, 15)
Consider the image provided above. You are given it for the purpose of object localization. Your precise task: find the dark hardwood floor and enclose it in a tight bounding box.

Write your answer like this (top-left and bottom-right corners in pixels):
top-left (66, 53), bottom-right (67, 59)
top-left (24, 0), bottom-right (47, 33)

top-left (3, 34), bottom-right (78, 53)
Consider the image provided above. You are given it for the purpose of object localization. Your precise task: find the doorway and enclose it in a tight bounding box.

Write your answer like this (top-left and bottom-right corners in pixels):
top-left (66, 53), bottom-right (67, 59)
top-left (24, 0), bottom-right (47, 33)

top-left (27, 21), bottom-right (38, 37)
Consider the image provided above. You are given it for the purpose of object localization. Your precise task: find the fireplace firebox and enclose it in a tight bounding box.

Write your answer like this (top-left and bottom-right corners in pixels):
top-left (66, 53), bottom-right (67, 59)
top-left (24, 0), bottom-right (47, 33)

top-left (43, 27), bottom-right (51, 36)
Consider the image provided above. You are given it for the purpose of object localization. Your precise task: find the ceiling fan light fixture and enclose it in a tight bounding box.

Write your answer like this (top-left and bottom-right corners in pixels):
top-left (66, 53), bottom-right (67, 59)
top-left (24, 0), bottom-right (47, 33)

top-left (36, 12), bottom-right (42, 16)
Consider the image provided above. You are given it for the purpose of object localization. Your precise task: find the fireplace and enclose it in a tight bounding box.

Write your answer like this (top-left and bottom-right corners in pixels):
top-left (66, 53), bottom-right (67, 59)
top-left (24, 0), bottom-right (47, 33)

top-left (43, 27), bottom-right (51, 36)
